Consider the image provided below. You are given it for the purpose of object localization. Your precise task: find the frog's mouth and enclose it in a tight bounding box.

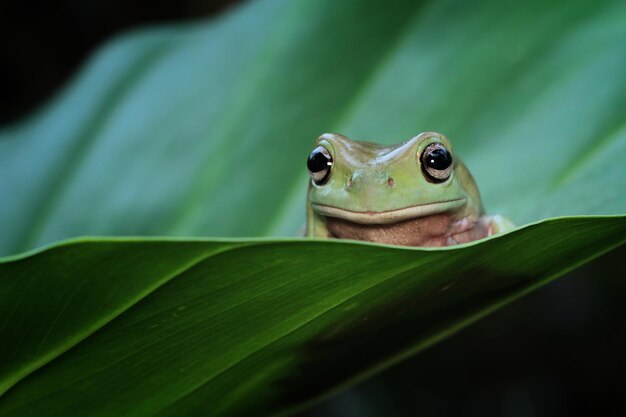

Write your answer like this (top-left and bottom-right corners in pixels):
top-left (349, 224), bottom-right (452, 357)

top-left (311, 198), bottom-right (466, 225)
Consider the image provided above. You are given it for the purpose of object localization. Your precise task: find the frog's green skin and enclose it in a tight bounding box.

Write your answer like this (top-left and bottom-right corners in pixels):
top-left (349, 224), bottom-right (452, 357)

top-left (306, 132), bottom-right (513, 247)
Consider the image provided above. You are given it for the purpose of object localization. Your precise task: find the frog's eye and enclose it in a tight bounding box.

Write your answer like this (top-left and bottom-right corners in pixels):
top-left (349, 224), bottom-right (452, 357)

top-left (420, 143), bottom-right (453, 182)
top-left (307, 146), bottom-right (333, 185)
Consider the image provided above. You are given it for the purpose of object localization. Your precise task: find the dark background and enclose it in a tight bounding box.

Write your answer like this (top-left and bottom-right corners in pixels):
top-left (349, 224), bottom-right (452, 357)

top-left (1, 2), bottom-right (624, 416)
top-left (0, 0), bottom-right (236, 125)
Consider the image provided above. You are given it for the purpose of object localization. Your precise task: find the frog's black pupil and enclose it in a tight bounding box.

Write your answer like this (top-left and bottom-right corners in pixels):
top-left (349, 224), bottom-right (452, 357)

top-left (426, 148), bottom-right (451, 170)
top-left (307, 149), bottom-right (330, 173)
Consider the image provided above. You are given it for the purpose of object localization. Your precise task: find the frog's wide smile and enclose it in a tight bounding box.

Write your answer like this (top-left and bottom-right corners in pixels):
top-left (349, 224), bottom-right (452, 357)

top-left (311, 198), bottom-right (467, 225)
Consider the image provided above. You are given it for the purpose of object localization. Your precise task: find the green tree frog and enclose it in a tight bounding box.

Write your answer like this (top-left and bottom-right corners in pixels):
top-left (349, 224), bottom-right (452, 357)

top-left (305, 132), bottom-right (513, 247)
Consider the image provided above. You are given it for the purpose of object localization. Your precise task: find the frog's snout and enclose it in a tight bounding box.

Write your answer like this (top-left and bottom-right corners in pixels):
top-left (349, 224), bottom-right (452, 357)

top-left (347, 169), bottom-right (394, 190)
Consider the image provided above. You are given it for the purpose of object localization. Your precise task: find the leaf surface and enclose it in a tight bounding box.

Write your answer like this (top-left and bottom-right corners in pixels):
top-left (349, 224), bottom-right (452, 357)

top-left (0, 0), bottom-right (624, 255)
top-left (0, 217), bottom-right (624, 416)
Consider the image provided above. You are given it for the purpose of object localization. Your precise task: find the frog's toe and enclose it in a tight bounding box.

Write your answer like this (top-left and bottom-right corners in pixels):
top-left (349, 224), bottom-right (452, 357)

top-left (488, 215), bottom-right (515, 235)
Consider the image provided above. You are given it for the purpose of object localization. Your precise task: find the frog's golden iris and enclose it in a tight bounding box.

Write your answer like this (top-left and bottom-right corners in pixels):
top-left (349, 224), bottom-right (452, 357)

top-left (305, 132), bottom-right (513, 247)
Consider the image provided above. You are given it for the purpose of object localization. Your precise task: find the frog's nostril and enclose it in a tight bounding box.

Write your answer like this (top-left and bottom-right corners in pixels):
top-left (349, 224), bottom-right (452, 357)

top-left (347, 176), bottom-right (353, 188)
top-left (387, 177), bottom-right (395, 187)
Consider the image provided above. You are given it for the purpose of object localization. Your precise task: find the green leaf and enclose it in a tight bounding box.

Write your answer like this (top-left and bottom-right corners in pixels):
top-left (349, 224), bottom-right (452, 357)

top-left (1, 0), bottom-right (625, 415)
top-left (1, 0), bottom-right (625, 255)
top-left (0, 217), bottom-right (624, 417)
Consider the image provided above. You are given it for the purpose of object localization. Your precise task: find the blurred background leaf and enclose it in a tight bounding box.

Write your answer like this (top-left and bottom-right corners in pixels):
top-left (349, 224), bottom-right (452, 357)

top-left (1, 0), bottom-right (625, 256)
top-left (0, 0), bottom-right (625, 415)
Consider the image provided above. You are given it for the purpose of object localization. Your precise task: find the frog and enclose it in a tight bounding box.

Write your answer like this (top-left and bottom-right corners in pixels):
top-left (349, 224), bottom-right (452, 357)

top-left (305, 132), bottom-right (513, 247)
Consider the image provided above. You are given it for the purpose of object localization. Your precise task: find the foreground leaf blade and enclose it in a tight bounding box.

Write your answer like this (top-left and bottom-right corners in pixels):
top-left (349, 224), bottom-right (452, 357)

top-left (0, 216), bottom-right (624, 416)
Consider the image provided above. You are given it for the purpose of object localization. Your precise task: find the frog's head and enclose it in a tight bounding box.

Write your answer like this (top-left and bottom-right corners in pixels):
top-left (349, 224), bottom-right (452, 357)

top-left (306, 132), bottom-right (482, 225)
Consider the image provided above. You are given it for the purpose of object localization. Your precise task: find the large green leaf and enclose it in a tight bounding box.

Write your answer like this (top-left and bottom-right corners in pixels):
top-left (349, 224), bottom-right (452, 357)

top-left (1, 0), bottom-right (625, 255)
top-left (0, 217), bottom-right (624, 417)
top-left (1, 0), bottom-right (625, 415)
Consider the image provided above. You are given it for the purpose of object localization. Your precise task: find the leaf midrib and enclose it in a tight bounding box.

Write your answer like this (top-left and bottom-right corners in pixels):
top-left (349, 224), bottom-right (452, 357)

top-left (0, 242), bottom-right (253, 397)
top-left (262, 0), bottom-right (432, 236)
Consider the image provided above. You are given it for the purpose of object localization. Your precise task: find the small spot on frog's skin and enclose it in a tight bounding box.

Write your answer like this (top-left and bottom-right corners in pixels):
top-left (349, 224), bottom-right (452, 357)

top-left (387, 177), bottom-right (394, 187)
top-left (347, 177), bottom-right (353, 188)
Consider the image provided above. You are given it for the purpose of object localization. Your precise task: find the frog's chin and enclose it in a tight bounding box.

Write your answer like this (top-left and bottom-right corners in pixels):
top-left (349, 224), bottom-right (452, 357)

top-left (311, 198), bottom-right (467, 225)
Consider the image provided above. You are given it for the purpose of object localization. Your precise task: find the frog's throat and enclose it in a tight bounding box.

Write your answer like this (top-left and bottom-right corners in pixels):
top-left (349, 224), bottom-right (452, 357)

top-left (311, 198), bottom-right (467, 225)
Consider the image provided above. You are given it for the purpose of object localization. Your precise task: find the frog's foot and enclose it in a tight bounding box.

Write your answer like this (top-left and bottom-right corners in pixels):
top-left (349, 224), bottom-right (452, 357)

top-left (484, 214), bottom-right (515, 235)
top-left (446, 217), bottom-right (487, 246)
top-left (445, 215), bottom-right (514, 246)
